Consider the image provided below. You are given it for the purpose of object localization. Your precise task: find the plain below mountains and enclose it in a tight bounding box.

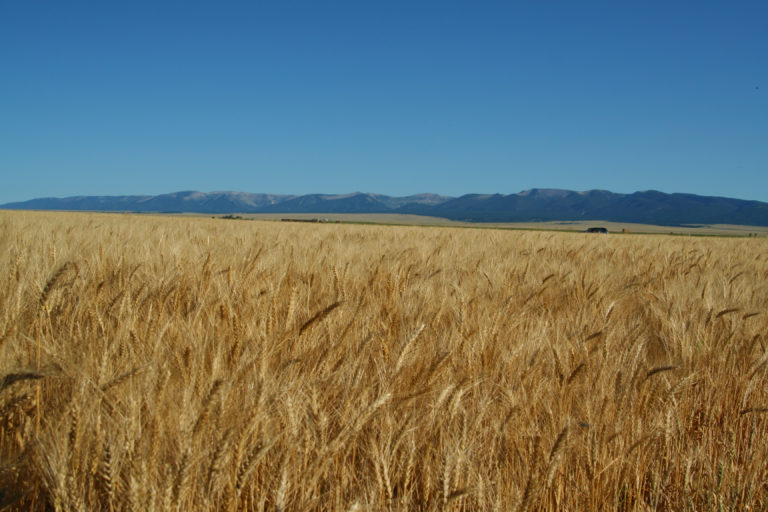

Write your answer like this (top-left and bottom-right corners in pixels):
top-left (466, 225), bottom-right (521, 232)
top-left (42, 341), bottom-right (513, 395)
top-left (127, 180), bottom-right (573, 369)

top-left (3, 189), bottom-right (768, 227)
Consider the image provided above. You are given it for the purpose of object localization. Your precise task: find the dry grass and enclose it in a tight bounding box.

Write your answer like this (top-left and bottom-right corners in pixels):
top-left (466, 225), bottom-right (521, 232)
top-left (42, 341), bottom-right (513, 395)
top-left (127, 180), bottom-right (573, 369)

top-left (1, 210), bottom-right (767, 511)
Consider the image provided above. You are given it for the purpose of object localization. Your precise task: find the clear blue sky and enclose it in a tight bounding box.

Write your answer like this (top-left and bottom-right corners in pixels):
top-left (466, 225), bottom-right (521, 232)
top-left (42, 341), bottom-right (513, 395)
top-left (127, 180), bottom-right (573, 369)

top-left (1, 1), bottom-right (766, 203)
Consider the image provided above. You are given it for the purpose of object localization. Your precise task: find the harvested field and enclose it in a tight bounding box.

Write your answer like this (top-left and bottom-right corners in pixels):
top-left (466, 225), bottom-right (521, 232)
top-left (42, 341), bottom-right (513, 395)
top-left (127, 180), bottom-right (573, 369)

top-left (207, 212), bottom-right (768, 236)
top-left (1, 210), bottom-right (767, 510)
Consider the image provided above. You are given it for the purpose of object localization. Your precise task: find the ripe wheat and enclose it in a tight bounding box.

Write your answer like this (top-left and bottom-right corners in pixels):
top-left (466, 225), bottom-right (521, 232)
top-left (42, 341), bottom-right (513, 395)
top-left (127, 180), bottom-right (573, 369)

top-left (0, 210), bottom-right (766, 510)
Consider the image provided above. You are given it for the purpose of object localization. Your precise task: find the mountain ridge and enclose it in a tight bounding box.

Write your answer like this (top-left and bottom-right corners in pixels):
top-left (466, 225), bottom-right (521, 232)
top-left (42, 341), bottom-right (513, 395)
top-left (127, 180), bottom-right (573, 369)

top-left (3, 189), bottom-right (768, 227)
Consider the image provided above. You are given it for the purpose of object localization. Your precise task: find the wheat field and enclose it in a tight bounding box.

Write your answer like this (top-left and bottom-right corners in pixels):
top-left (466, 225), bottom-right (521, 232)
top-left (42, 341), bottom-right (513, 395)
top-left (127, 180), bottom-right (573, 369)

top-left (0, 210), bottom-right (767, 511)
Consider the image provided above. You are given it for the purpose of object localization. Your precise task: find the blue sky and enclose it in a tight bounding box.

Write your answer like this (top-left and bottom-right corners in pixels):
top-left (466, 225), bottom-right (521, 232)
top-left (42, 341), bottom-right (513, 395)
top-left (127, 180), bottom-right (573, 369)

top-left (1, 1), bottom-right (766, 203)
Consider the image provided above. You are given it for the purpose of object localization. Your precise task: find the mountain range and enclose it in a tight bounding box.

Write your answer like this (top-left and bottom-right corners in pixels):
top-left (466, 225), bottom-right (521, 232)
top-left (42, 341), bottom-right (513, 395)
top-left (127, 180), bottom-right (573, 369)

top-left (3, 189), bottom-right (768, 226)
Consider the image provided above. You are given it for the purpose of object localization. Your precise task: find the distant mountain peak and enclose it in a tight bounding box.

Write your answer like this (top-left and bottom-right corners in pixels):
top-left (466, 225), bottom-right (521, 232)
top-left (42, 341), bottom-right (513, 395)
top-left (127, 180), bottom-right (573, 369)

top-left (2, 189), bottom-right (768, 226)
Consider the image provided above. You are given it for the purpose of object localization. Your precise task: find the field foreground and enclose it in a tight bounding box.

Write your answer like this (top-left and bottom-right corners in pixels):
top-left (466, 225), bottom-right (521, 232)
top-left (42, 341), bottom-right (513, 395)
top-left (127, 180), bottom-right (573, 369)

top-left (1, 211), bottom-right (767, 511)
